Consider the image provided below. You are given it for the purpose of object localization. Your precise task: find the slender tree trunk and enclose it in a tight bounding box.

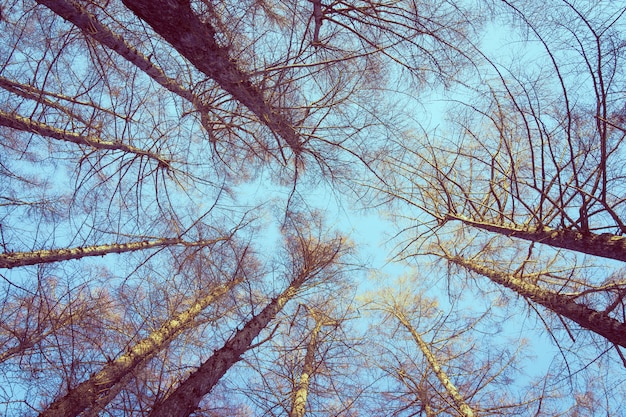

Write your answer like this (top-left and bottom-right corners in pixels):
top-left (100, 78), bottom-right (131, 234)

top-left (394, 311), bottom-right (475, 417)
top-left (38, 278), bottom-right (240, 417)
top-left (445, 214), bottom-right (626, 263)
top-left (445, 253), bottom-right (626, 348)
top-left (1, 237), bottom-right (225, 269)
top-left (0, 110), bottom-right (169, 166)
top-left (121, 0), bottom-right (303, 156)
top-left (289, 319), bottom-right (323, 417)
top-left (148, 276), bottom-right (309, 417)
top-left (35, 0), bottom-right (212, 116)
top-left (0, 76), bottom-right (95, 127)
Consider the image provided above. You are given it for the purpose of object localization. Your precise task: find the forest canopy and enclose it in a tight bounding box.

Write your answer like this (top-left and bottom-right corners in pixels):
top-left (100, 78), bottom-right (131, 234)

top-left (1, 0), bottom-right (625, 416)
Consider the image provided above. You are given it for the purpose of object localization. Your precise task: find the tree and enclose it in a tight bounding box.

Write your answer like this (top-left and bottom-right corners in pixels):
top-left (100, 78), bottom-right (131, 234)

top-left (288, 307), bottom-right (338, 417)
top-left (3, 0), bottom-right (626, 415)
top-left (233, 291), bottom-right (365, 417)
top-left (39, 274), bottom-right (242, 417)
top-left (362, 274), bottom-right (537, 416)
top-left (147, 219), bottom-right (349, 417)
top-left (385, 0), bottom-right (626, 370)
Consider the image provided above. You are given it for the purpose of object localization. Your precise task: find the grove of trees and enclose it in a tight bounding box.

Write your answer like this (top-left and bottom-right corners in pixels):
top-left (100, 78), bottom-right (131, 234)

top-left (1, 0), bottom-right (625, 415)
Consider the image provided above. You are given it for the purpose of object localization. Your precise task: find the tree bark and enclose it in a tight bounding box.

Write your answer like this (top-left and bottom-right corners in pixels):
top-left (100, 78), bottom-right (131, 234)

top-left (446, 214), bottom-right (626, 263)
top-left (148, 275), bottom-right (309, 417)
top-left (38, 278), bottom-right (240, 417)
top-left (394, 311), bottom-right (475, 417)
top-left (1, 237), bottom-right (225, 269)
top-left (445, 253), bottom-right (626, 348)
top-left (121, 0), bottom-right (302, 156)
top-left (289, 318), bottom-right (323, 417)
top-left (35, 0), bottom-right (212, 117)
top-left (0, 110), bottom-right (169, 166)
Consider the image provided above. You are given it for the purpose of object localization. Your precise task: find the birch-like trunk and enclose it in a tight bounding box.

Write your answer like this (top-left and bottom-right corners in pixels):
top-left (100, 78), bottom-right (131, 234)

top-left (394, 311), bottom-right (475, 417)
top-left (1, 237), bottom-right (225, 269)
top-left (445, 254), bottom-right (626, 348)
top-left (0, 110), bottom-right (169, 166)
top-left (0, 76), bottom-right (98, 127)
top-left (38, 278), bottom-right (240, 417)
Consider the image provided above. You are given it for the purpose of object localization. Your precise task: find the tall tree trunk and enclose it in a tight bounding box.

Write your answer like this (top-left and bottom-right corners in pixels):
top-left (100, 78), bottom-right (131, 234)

top-left (445, 214), bottom-right (626, 263)
top-left (35, 0), bottom-right (212, 118)
top-left (0, 110), bottom-right (169, 166)
top-left (147, 274), bottom-right (311, 417)
top-left (444, 253), bottom-right (626, 348)
top-left (121, 0), bottom-right (303, 156)
top-left (394, 311), bottom-right (475, 417)
top-left (38, 278), bottom-right (240, 417)
top-left (289, 317), bottom-right (323, 417)
top-left (1, 237), bottom-right (225, 269)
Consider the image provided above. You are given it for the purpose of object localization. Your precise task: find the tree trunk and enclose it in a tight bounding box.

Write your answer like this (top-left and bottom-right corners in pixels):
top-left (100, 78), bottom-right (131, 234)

top-left (445, 254), bottom-right (626, 348)
top-left (394, 311), bottom-right (475, 417)
top-left (35, 0), bottom-right (212, 116)
top-left (38, 278), bottom-right (240, 417)
top-left (289, 318), bottom-right (323, 417)
top-left (1, 237), bottom-right (225, 269)
top-left (147, 275), bottom-right (310, 417)
top-left (121, 0), bottom-right (302, 156)
top-left (0, 110), bottom-right (169, 166)
top-left (446, 214), bottom-right (626, 263)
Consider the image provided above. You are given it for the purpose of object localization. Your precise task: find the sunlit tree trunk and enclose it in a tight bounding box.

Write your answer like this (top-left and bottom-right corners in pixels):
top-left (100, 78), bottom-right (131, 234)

top-left (393, 310), bottom-right (475, 417)
top-left (39, 278), bottom-right (241, 417)
top-left (0, 109), bottom-right (170, 166)
top-left (289, 313), bottom-right (325, 417)
top-left (1, 237), bottom-right (226, 269)
top-left (149, 278), bottom-right (306, 417)
top-left (444, 253), bottom-right (626, 348)
top-left (443, 214), bottom-right (626, 263)
top-left (148, 229), bottom-right (346, 417)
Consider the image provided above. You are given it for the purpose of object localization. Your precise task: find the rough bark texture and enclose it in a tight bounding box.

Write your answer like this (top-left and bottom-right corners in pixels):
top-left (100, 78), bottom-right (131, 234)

top-left (39, 279), bottom-right (240, 417)
top-left (395, 311), bottom-right (475, 417)
top-left (447, 254), bottom-right (626, 348)
top-left (148, 278), bottom-right (307, 417)
top-left (447, 214), bottom-right (626, 263)
top-left (0, 237), bottom-right (224, 269)
top-left (35, 0), bottom-right (211, 115)
top-left (289, 319), bottom-right (323, 417)
top-left (121, 0), bottom-right (302, 156)
top-left (0, 110), bottom-right (169, 165)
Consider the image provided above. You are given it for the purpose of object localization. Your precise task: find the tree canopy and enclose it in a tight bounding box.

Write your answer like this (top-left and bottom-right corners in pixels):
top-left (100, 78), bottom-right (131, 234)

top-left (1, 0), bottom-right (625, 416)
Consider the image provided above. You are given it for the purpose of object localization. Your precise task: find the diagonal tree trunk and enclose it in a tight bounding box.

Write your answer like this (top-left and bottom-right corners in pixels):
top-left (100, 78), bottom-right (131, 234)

top-left (35, 0), bottom-right (212, 119)
top-left (146, 225), bottom-right (346, 417)
top-left (120, 0), bottom-right (303, 156)
top-left (444, 253), bottom-right (626, 348)
top-left (148, 275), bottom-right (308, 417)
top-left (444, 214), bottom-right (626, 263)
top-left (393, 310), bottom-right (475, 417)
top-left (0, 76), bottom-right (107, 127)
top-left (38, 278), bottom-right (241, 417)
top-left (0, 110), bottom-right (170, 166)
top-left (0, 237), bottom-right (226, 269)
